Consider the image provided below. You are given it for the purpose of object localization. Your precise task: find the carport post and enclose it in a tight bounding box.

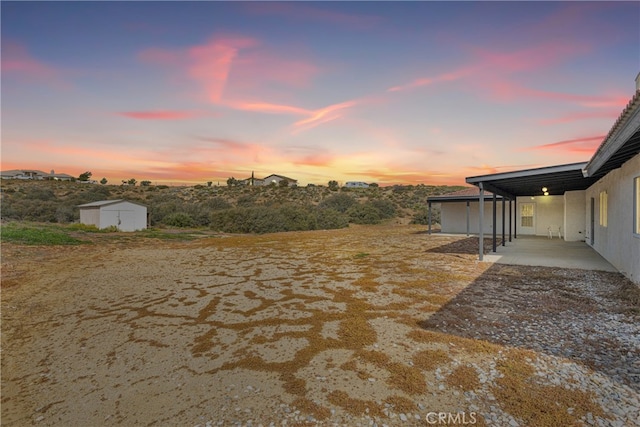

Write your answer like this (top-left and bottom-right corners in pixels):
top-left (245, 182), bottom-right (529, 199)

top-left (492, 193), bottom-right (497, 253)
top-left (509, 199), bottom-right (512, 242)
top-left (513, 198), bottom-right (517, 239)
top-left (478, 183), bottom-right (484, 261)
top-left (427, 201), bottom-right (432, 235)
top-left (466, 201), bottom-right (470, 236)
top-left (501, 197), bottom-right (505, 246)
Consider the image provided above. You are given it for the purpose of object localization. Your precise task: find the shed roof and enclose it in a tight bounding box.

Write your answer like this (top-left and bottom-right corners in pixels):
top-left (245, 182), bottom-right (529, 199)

top-left (77, 199), bottom-right (147, 208)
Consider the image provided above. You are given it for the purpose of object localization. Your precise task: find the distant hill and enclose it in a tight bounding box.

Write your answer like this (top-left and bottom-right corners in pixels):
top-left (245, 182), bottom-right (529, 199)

top-left (0, 180), bottom-right (466, 232)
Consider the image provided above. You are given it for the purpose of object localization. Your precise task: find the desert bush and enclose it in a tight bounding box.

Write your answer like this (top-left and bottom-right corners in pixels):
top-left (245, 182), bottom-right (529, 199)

top-left (370, 199), bottom-right (397, 219)
top-left (163, 212), bottom-right (196, 228)
top-left (347, 203), bottom-right (382, 224)
top-left (319, 193), bottom-right (356, 213)
top-left (203, 197), bottom-right (232, 210)
top-left (315, 208), bottom-right (349, 229)
top-left (55, 205), bottom-right (75, 223)
top-left (411, 206), bottom-right (441, 225)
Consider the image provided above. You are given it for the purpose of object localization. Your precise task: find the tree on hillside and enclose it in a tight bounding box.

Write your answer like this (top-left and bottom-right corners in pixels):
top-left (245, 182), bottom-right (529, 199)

top-left (127, 178), bottom-right (137, 186)
top-left (78, 171), bottom-right (92, 181)
top-left (328, 180), bottom-right (339, 191)
top-left (227, 177), bottom-right (240, 187)
top-left (369, 182), bottom-right (379, 188)
top-left (100, 177), bottom-right (108, 185)
top-left (140, 180), bottom-right (151, 186)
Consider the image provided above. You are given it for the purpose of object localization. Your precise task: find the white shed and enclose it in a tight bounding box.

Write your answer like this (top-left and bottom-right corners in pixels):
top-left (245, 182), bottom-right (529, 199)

top-left (77, 199), bottom-right (147, 231)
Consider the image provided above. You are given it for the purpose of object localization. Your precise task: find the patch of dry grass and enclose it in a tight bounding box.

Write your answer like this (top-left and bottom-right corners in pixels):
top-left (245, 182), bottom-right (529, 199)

top-left (492, 349), bottom-right (607, 427)
top-left (407, 329), bottom-right (500, 355)
top-left (446, 365), bottom-right (480, 391)
top-left (327, 390), bottom-right (384, 417)
top-left (291, 397), bottom-right (331, 421)
top-left (383, 395), bottom-right (416, 413)
top-left (412, 349), bottom-right (451, 371)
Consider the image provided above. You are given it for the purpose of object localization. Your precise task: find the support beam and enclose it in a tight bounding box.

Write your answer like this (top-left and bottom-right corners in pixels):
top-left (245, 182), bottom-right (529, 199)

top-left (492, 193), bottom-right (497, 252)
top-left (501, 197), bottom-right (506, 246)
top-left (466, 201), bottom-right (470, 237)
top-left (478, 183), bottom-right (484, 261)
top-left (514, 198), bottom-right (517, 239)
top-left (509, 199), bottom-right (512, 242)
top-left (427, 201), bottom-right (432, 235)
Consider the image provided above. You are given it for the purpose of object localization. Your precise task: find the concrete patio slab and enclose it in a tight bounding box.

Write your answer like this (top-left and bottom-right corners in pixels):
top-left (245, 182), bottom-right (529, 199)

top-left (482, 236), bottom-right (618, 272)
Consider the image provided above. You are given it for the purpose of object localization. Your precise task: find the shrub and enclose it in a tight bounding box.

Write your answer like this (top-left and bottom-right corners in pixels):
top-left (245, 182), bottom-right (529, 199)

top-left (163, 212), bottom-right (195, 228)
top-left (315, 208), bottom-right (349, 229)
top-left (203, 197), bottom-right (232, 210)
top-left (411, 206), bottom-right (440, 225)
top-left (347, 203), bottom-right (382, 224)
top-left (319, 193), bottom-right (356, 213)
top-left (370, 199), bottom-right (396, 219)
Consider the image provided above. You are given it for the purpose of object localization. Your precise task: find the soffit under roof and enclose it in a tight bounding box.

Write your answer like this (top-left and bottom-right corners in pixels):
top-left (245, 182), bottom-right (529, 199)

top-left (465, 162), bottom-right (598, 198)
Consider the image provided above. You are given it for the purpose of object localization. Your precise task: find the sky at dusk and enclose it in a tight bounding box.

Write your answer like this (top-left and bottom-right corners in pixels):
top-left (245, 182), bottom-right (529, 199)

top-left (2, 1), bottom-right (638, 186)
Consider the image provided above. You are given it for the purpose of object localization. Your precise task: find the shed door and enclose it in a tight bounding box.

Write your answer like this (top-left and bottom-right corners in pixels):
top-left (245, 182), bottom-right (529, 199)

top-left (519, 203), bottom-right (535, 235)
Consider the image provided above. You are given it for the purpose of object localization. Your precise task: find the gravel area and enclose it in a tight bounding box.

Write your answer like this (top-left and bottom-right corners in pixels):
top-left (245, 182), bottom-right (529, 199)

top-left (2, 226), bottom-right (639, 426)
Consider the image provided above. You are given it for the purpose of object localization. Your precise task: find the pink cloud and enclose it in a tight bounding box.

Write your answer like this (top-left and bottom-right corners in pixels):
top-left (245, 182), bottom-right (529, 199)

top-left (538, 110), bottom-right (621, 125)
top-left (116, 110), bottom-right (210, 120)
top-left (387, 66), bottom-right (475, 92)
top-left (355, 169), bottom-right (462, 186)
top-left (139, 34), bottom-right (320, 110)
top-left (525, 135), bottom-right (605, 154)
top-left (186, 36), bottom-right (258, 103)
top-left (485, 80), bottom-right (629, 106)
top-left (283, 146), bottom-right (336, 167)
top-left (230, 51), bottom-right (320, 92)
top-left (2, 41), bottom-right (67, 87)
top-left (227, 101), bottom-right (311, 116)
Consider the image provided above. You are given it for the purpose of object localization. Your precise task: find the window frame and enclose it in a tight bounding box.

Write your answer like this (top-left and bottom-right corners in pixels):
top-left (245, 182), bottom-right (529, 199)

top-left (599, 190), bottom-right (608, 227)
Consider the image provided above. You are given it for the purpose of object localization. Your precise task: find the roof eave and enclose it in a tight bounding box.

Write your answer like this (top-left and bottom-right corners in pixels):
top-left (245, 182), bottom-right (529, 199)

top-left (583, 101), bottom-right (640, 177)
top-left (466, 162), bottom-right (588, 184)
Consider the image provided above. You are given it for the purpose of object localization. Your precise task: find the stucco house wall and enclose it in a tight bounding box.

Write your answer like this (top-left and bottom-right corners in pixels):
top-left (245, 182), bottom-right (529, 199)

top-left (515, 195), bottom-right (564, 236)
top-left (441, 201), bottom-right (505, 234)
top-left (564, 190), bottom-right (587, 242)
top-left (585, 153), bottom-right (640, 283)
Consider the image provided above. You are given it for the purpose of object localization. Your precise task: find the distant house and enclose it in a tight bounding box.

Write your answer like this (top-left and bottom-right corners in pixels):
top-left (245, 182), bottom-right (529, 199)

top-left (77, 200), bottom-right (147, 232)
top-left (345, 181), bottom-right (369, 188)
top-left (262, 174), bottom-right (298, 186)
top-left (1, 169), bottom-right (48, 180)
top-left (0, 169), bottom-right (74, 181)
top-left (241, 173), bottom-right (298, 187)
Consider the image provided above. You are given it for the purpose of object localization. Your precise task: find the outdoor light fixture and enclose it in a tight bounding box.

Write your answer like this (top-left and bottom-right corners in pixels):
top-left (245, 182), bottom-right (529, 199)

top-left (544, 191), bottom-right (549, 196)
top-left (542, 187), bottom-right (548, 192)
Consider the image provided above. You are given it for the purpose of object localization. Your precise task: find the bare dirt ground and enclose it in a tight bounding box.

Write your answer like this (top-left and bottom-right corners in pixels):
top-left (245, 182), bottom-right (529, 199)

top-left (2, 225), bottom-right (639, 426)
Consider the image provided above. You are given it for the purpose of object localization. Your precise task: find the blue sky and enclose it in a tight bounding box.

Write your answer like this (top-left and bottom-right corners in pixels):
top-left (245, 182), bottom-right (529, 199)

top-left (2, 1), bottom-right (638, 185)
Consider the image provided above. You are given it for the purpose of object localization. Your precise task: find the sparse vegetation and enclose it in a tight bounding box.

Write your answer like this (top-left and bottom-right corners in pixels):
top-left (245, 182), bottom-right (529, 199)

top-left (0, 223), bottom-right (85, 245)
top-left (0, 179), bottom-right (466, 233)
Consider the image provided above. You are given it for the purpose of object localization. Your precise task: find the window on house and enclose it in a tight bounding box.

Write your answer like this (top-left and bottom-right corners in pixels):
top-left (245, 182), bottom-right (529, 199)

top-left (521, 203), bottom-right (534, 227)
top-left (599, 191), bottom-right (608, 227)
top-left (635, 177), bottom-right (640, 235)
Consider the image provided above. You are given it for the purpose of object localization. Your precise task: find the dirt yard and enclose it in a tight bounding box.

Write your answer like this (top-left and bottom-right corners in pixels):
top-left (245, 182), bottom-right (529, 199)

top-left (2, 225), bottom-right (639, 426)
